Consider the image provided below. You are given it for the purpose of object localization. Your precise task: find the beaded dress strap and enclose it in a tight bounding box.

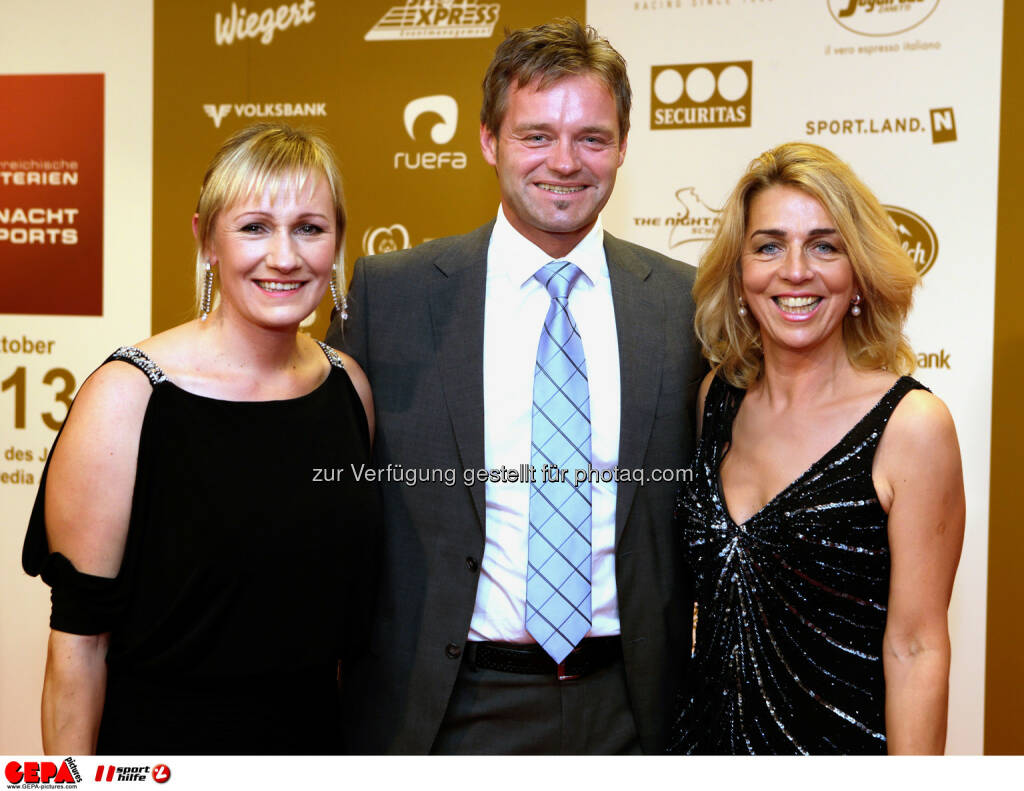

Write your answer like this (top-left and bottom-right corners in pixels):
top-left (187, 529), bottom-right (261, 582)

top-left (107, 346), bottom-right (168, 386)
top-left (316, 340), bottom-right (346, 370)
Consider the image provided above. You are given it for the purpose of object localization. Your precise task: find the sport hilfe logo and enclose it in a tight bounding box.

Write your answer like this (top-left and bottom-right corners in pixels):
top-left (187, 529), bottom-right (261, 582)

top-left (651, 62), bottom-right (752, 130)
top-left (827, 0), bottom-right (940, 37)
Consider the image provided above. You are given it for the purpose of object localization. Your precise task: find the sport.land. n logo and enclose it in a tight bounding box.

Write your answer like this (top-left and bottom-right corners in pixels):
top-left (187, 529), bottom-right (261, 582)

top-left (884, 205), bottom-right (938, 276)
top-left (651, 62), bottom-right (751, 130)
top-left (366, 1), bottom-right (500, 41)
top-left (827, 0), bottom-right (940, 37)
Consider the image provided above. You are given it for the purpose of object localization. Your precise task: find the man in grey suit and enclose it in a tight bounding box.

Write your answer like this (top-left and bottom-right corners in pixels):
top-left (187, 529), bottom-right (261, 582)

top-left (327, 18), bottom-right (703, 754)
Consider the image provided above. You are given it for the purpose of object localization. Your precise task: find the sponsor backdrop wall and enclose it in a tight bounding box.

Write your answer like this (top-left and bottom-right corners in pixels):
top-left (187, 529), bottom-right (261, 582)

top-left (1, 0), bottom-right (1019, 756)
top-left (588, 0), bottom-right (1002, 755)
top-left (0, 0), bottom-right (154, 754)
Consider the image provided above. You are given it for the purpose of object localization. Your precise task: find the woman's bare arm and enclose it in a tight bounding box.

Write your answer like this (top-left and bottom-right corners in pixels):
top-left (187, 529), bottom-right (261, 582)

top-left (875, 389), bottom-right (965, 754)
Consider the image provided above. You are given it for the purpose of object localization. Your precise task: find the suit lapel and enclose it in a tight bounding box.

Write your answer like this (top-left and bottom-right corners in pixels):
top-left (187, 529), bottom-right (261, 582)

top-left (428, 222), bottom-right (494, 533)
top-left (606, 233), bottom-right (664, 542)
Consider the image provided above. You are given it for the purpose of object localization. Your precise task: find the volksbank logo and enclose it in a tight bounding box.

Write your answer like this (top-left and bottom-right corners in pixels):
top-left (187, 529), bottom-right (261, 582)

top-left (651, 62), bottom-right (751, 130)
top-left (883, 205), bottom-right (938, 276)
top-left (395, 95), bottom-right (467, 169)
top-left (827, 0), bottom-right (940, 37)
top-left (366, 0), bottom-right (500, 41)
top-left (202, 102), bottom-right (327, 129)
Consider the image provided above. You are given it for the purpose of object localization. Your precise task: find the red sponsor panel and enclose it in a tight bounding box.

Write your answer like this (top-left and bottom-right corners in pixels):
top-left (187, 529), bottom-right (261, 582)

top-left (0, 73), bottom-right (103, 315)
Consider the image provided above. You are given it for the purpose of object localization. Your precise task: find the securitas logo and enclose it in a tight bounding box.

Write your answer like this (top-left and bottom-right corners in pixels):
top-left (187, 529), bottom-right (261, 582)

top-left (203, 102), bottom-right (327, 129)
top-left (365, 1), bottom-right (500, 41)
top-left (362, 223), bottom-right (411, 255)
top-left (651, 62), bottom-right (751, 130)
top-left (5, 759), bottom-right (81, 788)
top-left (394, 95), bottom-right (467, 170)
top-left (94, 764), bottom-right (170, 783)
top-left (884, 205), bottom-right (938, 276)
top-left (214, 1), bottom-right (316, 46)
top-left (827, 0), bottom-right (940, 37)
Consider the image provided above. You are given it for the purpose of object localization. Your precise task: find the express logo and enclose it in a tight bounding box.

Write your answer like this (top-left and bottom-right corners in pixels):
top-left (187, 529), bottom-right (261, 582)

top-left (668, 187), bottom-right (722, 249)
top-left (884, 205), bottom-right (938, 276)
top-left (651, 62), bottom-right (751, 130)
top-left (395, 95), bottom-right (467, 170)
top-left (362, 223), bottom-right (411, 255)
top-left (827, 0), bottom-right (940, 37)
top-left (366, 0), bottom-right (500, 41)
top-left (5, 759), bottom-right (81, 787)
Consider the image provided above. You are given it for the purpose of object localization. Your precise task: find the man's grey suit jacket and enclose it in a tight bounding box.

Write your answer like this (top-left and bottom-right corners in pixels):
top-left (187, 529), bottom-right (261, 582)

top-left (326, 221), bottom-right (704, 754)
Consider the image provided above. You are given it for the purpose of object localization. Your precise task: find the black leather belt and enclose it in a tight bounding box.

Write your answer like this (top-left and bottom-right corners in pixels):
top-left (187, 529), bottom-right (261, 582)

top-left (465, 636), bottom-right (622, 682)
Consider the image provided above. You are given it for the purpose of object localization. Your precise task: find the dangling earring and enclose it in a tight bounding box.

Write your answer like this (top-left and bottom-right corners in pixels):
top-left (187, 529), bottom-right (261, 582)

top-left (850, 294), bottom-right (862, 317)
top-left (200, 262), bottom-right (213, 321)
top-left (329, 263), bottom-right (349, 321)
top-left (737, 296), bottom-right (748, 317)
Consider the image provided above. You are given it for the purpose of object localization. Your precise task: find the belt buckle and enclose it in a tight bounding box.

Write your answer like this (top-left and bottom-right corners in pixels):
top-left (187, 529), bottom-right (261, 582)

top-left (556, 656), bottom-right (581, 682)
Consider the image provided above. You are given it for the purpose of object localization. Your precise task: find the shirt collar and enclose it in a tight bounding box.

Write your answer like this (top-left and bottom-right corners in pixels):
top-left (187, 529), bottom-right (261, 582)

top-left (489, 205), bottom-right (608, 289)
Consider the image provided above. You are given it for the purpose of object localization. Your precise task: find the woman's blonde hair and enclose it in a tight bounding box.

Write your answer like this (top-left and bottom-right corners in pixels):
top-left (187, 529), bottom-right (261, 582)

top-left (694, 142), bottom-right (919, 388)
top-left (192, 123), bottom-right (346, 316)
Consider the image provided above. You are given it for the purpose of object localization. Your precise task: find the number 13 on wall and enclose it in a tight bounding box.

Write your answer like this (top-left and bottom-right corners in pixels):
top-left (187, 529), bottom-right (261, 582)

top-left (1, 366), bottom-right (75, 431)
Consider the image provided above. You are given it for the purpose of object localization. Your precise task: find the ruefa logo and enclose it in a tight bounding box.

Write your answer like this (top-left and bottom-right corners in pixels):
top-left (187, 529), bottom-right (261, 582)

top-left (395, 95), bottom-right (467, 170)
top-left (651, 62), bottom-right (751, 130)
top-left (929, 107), bottom-right (956, 143)
top-left (403, 95), bottom-right (458, 144)
top-left (827, 0), bottom-right (940, 37)
top-left (883, 205), bottom-right (938, 276)
top-left (366, 0), bottom-right (500, 41)
top-left (362, 224), bottom-right (411, 255)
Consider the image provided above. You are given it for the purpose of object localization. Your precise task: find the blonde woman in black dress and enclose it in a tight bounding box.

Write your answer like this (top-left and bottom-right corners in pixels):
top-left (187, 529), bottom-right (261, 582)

top-left (674, 143), bottom-right (964, 754)
top-left (24, 124), bottom-right (378, 754)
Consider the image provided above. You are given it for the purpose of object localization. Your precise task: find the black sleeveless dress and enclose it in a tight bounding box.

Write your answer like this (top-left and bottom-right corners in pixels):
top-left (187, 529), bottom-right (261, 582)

top-left (23, 343), bottom-right (381, 754)
top-left (672, 375), bottom-right (927, 755)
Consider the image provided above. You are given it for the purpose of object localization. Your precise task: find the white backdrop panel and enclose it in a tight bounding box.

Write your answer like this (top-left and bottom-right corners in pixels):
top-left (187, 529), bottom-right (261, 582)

top-left (589, 0), bottom-right (1003, 755)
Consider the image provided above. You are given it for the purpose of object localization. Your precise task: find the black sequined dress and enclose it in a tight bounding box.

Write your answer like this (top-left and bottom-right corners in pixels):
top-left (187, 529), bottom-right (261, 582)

top-left (673, 375), bottom-right (926, 755)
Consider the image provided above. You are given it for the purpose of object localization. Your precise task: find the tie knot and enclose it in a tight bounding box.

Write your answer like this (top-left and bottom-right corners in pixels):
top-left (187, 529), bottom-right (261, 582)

top-left (535, 260), bottom-right (583, 301)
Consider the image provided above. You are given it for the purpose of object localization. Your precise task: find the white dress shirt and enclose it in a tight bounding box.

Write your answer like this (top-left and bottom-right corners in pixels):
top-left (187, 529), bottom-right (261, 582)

top-left (468, 207), bottom-right (622, 642)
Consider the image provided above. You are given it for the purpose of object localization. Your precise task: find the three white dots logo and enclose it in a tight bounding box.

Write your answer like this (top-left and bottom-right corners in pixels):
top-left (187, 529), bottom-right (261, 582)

top-left (654, 65), bottom-right (749, 105)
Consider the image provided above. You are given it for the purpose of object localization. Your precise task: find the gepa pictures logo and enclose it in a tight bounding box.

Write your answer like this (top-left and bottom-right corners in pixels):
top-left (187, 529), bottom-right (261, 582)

top-left (884, 205), bottom-right (938, 276)
top-left (651, 62), bottom-right (751, 130)
top-left (366, 0), bottom-right (500, 41)
top-left (395, 95), bottom-right (467, 169)
top-left (5, 759), bottom-right (81, 787)
top-left (827, 0), bottom-right (940, 37)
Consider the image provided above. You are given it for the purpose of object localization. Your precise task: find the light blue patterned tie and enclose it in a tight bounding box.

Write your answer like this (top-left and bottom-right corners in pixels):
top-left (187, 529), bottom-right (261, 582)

top-left (527, 260), bottom-right (592, 664)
